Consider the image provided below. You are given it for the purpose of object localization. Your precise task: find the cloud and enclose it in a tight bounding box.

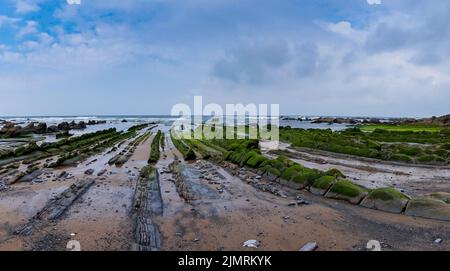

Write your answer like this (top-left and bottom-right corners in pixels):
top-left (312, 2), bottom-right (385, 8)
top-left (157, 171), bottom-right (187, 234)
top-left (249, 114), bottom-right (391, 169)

top-left (212, 40), bottom-right (320, 85)
top-left (15, 0), bottom-right (40, 14)
top-left (212, 41), bottom-right (291, 84)
top-left (1, 0), bottom-right (450, 117)
top-left (0, 15), bottom-right (20, 28)
top-left (16, 20), bottom-right (39, 38)
top-left (327, 21), bottom-right (367, 43)
top-left (367, 0), bottom-right (382, 5)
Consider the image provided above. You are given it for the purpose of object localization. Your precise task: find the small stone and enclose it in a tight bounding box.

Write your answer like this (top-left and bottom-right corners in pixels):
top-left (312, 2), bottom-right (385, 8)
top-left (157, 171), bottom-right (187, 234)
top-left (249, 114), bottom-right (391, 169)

top-left (84, 169), bottom-right (94, 175)
top-left (297, 200), bottom-right (310, 205)
top-left (299, 242), bottom-right (318, 251)
top-left (243, 240), bottom-right (260, 248)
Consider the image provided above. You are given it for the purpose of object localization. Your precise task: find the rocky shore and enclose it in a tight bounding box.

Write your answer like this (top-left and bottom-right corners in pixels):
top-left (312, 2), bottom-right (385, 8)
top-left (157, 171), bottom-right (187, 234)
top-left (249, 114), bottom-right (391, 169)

top-left (0, 120), bottom-right (107, 138)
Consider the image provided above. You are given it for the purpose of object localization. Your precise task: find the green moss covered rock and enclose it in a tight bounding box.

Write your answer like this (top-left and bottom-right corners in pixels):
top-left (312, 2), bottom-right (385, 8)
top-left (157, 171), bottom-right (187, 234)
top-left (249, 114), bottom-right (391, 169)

top-left (417, 155), bottom-right (437, 163)
top-left (426, 192), bottom-right (450, 204)
top-left (246, 154), bottom-right (268, 168)
top-left (325, 168), bottom-right (345, 178)
top-left (291, 174), bottom-right (309, 189)
top-left (405, 197), bottom-right (450, 221)
top-left (264, 167), bottom-right (281, 182)
top-left (281, 164), bottom-right (305, 181)
top-left (325, 179), bottom-right (369, 204)
top-left (310, 176), bottom-right (336, 196)
top-left (239, 151), bottom-right (258, 167)
top-left (390, 154), bottom-right (414, 163)
top-left (360, 187), bottom-right (410, 213)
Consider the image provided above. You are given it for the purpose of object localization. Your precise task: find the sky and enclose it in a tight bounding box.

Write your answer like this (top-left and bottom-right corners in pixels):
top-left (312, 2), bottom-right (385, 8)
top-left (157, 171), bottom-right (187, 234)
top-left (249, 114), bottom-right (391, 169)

top-left (0, 0), bottom-right (449, 117)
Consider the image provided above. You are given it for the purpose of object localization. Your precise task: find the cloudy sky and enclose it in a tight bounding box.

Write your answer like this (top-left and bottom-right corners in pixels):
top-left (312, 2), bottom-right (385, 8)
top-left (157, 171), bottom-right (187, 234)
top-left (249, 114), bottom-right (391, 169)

top-left (0, 0), bottom-right (449, 117)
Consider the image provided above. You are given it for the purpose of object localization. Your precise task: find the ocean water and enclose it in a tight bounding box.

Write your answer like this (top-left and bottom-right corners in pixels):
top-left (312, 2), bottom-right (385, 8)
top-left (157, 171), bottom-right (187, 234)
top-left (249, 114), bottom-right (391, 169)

top-left (0, 115), bottom-right (352, 131)
top-left (0, 115), bottom-right (351, 146)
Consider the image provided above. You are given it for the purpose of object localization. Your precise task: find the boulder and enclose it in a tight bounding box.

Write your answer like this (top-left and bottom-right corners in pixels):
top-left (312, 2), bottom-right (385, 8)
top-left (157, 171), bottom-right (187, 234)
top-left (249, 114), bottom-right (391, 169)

top-left (0, 125), bottom-right (22, 137)
top-left (87, 120), bottom-right (107, 125)
top-left (360, 187), bottom-right (410, 214)
top-left (325, 179), bottom-right (369, 204)
top-left (57, 122), bottom-right (71, 131)
top-left (69, 121), bottom-right (86, 130)
top-left (77, 121), bottom-right (87, 129)
top-left (405, 197), bottom-right (450, 222)
top-left (22, 123), bottom-right (36, 133)
top-left (3, 121), bottom-right (15, 129)
top-left (47, 125), bottom-right (59, 133)
top-left (35, 122), bottom-right (47, 133)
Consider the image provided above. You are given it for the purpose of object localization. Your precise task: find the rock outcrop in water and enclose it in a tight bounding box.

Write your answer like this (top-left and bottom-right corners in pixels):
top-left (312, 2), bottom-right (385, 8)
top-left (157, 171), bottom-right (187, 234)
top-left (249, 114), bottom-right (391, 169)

top-left (0, 120), bottom-right (105, 138)
top-left (0, 121), bottom-right (48, 137)
top-left (311, 117), bottom-right (358, 125)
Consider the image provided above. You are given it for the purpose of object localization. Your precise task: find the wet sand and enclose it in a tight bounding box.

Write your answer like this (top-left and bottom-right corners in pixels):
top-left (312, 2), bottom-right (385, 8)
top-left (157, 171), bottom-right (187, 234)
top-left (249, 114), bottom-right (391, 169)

top-left (154, 139), bottom-right (450, 251)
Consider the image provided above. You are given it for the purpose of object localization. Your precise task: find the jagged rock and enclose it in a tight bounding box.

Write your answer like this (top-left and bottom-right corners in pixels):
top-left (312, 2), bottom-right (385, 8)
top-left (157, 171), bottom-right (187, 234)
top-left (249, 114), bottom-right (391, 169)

top-left (35, 123), bottom-right (47, 134)
top-left (36, 179), bottom-right (94, 220)
top-left (0, 122), bottom-right (22, 137)
top-left (134, 215), bottom-right (161, 251)
top-left (47, 125), bottom-right (59, 133)
top-left (57, 122), bottom-right (71, 131)
top-left (69, 121), bottom-right (86, 130)
top-left (87, 120), bottom-right (107, 125)
top-left (17, 169), bottom-right (43, 183)
top-left (14, 179), bottom-right (94, 236)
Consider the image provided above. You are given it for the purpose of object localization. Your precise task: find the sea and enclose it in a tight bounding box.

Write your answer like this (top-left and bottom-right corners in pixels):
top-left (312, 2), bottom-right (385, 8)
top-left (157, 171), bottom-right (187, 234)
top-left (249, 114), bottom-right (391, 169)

top-left (0, 115), bottom-right (353, 146)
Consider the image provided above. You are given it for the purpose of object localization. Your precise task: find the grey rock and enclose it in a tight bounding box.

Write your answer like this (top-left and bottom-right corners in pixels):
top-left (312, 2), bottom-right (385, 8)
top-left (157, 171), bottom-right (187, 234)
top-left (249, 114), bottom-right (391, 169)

top-left (243, 240), bottom-right (260, 248)
top-left (299, 242), bottom-right (318, 251)
top-left (84, 169), bottom-right (95, 175)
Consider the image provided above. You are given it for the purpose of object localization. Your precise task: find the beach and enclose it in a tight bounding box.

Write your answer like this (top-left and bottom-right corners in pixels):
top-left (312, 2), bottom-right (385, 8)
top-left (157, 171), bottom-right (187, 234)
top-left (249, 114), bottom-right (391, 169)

top-left (0, 116), bottom-right (449, 251)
